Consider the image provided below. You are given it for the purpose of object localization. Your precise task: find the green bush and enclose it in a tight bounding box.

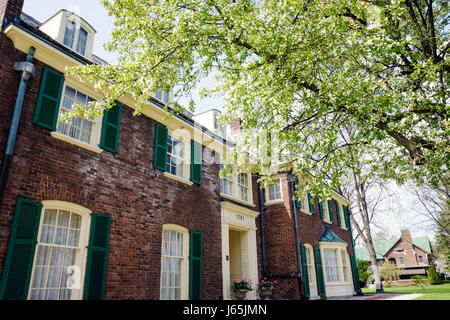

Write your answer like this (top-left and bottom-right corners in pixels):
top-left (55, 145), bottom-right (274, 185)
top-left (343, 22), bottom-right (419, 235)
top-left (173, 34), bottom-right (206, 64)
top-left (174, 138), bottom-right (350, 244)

top-left (428, 263), bottom-right (441, 285)
top-left (411, 275), bottom-right (428, 289)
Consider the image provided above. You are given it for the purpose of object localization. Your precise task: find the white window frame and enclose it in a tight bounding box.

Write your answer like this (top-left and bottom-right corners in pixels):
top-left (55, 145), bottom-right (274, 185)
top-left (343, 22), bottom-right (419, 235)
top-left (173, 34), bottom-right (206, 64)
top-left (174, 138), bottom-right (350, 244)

top-left (338, 202), bottom-right (347, 230)
top-left (398, 256), bottom-right (405, 265)
top-left (219, 162), bottom-right (254, 206)
top-left (321, 198), bottom-right (331, 222)
top-left (304, 244), bottom-right (317, 293)
top-left (62, 19), bottom-right (90, 57)
top-left (265, 177), bottom-right (283, 205)
top-left (164, 131), bottom-right (192, 185)
top-left (154, 88), bottom-right (171, 105)
top-left (320, 242), bottom-right (352, 286)
top-left (160, 224), bottom-right (189, 300)
top-left (51, 81), bottom-right (103, 154)
top-left (237, 173), bottom-right (250, 203)
top-left (340, 249), bottom-right (350, 283)
top-left (28, 201), bottom-right (91, 300)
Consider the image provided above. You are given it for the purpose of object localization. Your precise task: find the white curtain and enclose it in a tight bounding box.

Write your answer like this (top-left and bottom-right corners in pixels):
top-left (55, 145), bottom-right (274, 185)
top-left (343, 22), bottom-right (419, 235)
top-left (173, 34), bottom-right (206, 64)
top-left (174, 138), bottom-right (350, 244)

top-left (29, 209), bottom-right (81, 300)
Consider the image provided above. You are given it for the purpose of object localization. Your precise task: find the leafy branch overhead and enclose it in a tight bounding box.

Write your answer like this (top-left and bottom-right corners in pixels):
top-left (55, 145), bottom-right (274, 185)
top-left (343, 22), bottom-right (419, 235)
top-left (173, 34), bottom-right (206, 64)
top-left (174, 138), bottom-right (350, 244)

top-left (70, 0), bottom-right (449, 193)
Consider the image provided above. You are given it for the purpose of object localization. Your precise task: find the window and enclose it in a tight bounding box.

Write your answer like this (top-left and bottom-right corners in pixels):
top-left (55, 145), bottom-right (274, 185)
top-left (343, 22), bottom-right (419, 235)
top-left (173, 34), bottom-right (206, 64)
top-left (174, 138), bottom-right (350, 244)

top-left (394, 248), bottom-right (403, 253)
top-left (238, 173), bottom-right (249, 202)
top-left (155, 88), bottom-right (170, 104)
top-left (167, 135), bottom-right (185, 178)
top-left (341, 250), bottom-right (349, 282)
top-left (28, 205), bottom-right (89, 300)
top-left (219, 165), bottom-right (252, 204)
top-left (220, 164), bottom-right (233, 196)
top-left (321, 198), bottom-right (330, 221)
top-left (323, 249), bottom-right (340, 283)
top-left (76, 27), bottom-right (88, 55)
top-left (418, 255), bottom-right (424, 264)
top-left (306, 246), bottom-right (316, 286)
top-left (62, 20), bottom-right (90, 57)
top-left (160, 226), bottom-right (188, 300)
top-left (399, 256), bottom-right (405, 265)
top-left (267, 179), bottom-right (282, 202)
top-left (63, 20), bottom-right (76, 48)
top-left (56, 86), bottom-right (96, 144)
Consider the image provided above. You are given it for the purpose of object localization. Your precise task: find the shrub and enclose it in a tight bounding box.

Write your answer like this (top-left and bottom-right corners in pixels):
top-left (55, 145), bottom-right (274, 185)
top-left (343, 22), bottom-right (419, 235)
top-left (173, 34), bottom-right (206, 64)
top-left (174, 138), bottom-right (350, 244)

top-left (411, 275), bottom-right (428, 289)
top-left (428, 263), bottom-right (441, 285)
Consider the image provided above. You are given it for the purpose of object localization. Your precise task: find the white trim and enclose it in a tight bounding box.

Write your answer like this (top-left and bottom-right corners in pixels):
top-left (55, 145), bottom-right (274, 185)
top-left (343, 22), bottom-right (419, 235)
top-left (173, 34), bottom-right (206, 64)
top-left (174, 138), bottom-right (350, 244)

top-left (160, 224), bottom-right (190, 300)
top-left (51, 132), bottom-right (103, 154)
top-left (163, 172), bottom-right (194, 186)
top-left (264, 178), bottom-right (283, 204)
top-left (28, 201), bottom-right (92, 300)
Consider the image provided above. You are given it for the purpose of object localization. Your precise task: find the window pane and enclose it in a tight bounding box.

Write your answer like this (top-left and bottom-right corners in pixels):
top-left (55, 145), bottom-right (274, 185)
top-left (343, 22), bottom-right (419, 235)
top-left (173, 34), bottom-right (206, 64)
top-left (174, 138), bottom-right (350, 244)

top-left (63, 20), bottom-right (76, 48)
top-left (76, 27), bottom-right (88, 55)
top-left (30, 208), bottom-right (83, 300)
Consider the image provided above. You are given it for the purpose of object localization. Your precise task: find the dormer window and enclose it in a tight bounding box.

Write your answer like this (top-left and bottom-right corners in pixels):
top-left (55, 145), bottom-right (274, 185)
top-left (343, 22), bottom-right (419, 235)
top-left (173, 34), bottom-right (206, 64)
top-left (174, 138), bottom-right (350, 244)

top-left (63, 20), bottom-right (88, 56)
top-left (76, 27), bottom-right (88, 56)
top-left (155, 88), bottom-right (170, 104)
top-left (39, 10), bottom-right (96, 60)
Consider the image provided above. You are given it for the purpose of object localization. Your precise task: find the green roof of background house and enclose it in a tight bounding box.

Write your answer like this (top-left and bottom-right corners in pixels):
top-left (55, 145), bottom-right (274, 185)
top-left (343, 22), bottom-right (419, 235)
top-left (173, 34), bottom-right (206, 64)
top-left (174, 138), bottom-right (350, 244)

top-left (355, 236), bottom-right (431, 261)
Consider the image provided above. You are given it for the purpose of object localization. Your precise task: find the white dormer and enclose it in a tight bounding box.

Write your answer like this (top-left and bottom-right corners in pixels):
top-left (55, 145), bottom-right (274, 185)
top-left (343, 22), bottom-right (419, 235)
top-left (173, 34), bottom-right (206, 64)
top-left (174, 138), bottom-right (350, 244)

top-left (39, 10), bottom-right (96, 60)
top-left (192, 109), bottom-right (226, 137)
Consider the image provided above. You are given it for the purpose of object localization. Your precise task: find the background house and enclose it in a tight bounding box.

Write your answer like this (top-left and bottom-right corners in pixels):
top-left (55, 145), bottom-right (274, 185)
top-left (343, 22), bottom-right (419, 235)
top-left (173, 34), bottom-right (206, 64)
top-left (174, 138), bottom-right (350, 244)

top-left (355, 229), bottom-right (432, 284)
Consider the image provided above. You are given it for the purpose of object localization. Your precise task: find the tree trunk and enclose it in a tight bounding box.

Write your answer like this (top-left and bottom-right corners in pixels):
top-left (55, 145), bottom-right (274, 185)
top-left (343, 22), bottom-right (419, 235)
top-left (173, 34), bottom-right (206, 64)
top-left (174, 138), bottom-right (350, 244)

top-left (351, 171), bottom-right (384, 293)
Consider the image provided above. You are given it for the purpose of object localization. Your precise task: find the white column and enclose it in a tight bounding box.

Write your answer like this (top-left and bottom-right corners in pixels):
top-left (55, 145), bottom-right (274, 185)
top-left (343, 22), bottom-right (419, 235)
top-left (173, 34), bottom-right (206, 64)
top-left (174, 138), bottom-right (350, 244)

top-left (222, 223), bottom-right (231, 300)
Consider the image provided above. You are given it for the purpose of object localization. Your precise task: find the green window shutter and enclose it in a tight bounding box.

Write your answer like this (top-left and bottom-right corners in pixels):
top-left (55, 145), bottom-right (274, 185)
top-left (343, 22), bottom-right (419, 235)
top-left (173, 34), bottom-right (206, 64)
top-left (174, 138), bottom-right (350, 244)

top-left (99, 103), bottom-right (122, 153)
top-left (294, 178), bottom-right (302, 209)
top-left (350, 255), bottom-right (361, 294)
top-left (327, 200), bottom-right (334, 223)
top-left (190, 141), bottom-right (202, 184)
top-left (313, 248), bottom-right (325, 297)
top-left (33, 67), bottom-right (65, 130)
top-left (308, 193), bottom-right (315, 215)
top-left (335, 200), bottom-right (341, 226)
top-left (300, 244), bottom-right (310, 298)
top-left (343, 206), bottom-right (351, 229)
top-left (319, 201), bottom-right (324, 219)
top-left (83, 213), bottom-right (111, 300)
top-left (0, 198), bottom-right (43, 300)
top-left (153, 123), bottom-right (168, 171)
top-left (189, 230), bottom-right (203, 300)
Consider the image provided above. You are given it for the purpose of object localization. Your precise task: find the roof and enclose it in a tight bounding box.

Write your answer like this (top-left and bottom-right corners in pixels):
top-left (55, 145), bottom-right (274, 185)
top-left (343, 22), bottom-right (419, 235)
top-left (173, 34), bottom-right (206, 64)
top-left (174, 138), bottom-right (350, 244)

top-left (7, 12), bottom-right (235, 149)
top-left (319, 226), bottom-right (347, 243)
top-left (355, 236), bottom-right (432, 261)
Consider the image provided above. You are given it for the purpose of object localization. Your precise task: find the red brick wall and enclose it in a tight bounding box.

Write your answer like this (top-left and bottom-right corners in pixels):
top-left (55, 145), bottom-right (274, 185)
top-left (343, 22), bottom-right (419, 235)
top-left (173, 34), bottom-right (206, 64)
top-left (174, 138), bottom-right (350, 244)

top-left (0, 32), bottom-right (223, 299)
top-left (256, 173), bottom-right (355, 299)
top-left (0, 0), bottom-right (23, 27)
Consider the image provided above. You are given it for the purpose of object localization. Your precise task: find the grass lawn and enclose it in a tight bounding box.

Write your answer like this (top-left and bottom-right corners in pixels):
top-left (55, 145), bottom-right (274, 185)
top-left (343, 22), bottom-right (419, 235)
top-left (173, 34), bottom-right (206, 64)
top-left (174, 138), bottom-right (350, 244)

top-left (361, 282), bottom-right (450, 300)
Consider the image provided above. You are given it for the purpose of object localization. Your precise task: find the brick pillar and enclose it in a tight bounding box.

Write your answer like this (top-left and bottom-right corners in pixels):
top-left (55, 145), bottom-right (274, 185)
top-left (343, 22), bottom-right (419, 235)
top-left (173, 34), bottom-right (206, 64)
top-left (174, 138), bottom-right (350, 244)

top-left (0, 0), bottom-right (24, 28)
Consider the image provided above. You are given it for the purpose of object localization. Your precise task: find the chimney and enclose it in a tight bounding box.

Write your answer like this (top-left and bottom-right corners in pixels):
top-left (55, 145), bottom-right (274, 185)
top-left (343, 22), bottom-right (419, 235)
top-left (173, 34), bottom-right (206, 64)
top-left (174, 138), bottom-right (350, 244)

top-left (400, 229), bottom-right (412, 243)
top-left (0, 0), bottom-right (24, 28)
top-left (230, 118), bottom-right (242, 136)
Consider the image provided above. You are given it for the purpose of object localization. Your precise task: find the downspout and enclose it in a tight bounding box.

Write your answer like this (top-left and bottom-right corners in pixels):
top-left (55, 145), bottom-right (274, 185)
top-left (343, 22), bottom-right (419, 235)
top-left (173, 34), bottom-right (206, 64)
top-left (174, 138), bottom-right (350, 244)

top-left (257, 180), bottom-right (268, 276)
top-left (0, 47), bottom-right (36, 204)
top-left (288, 174), bottom-right (307, 300)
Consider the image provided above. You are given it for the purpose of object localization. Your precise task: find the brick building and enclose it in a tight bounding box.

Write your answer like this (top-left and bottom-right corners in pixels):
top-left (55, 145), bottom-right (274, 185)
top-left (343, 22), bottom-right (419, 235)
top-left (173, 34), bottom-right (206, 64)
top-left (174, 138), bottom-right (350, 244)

top-left (0, 0), bottom-right (360, 300)
top-left (356, 229), bottom-right (432, 282)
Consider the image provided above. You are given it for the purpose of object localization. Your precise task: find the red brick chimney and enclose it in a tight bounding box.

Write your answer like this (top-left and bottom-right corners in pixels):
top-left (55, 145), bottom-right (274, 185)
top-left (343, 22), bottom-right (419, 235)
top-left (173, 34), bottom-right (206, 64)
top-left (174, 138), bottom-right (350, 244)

top-left (0, 0), bottom-right (24, 28)
top-left (230, 118), bottom-right (242, 136)
top-left (400, 229), bottom-right (412, 243)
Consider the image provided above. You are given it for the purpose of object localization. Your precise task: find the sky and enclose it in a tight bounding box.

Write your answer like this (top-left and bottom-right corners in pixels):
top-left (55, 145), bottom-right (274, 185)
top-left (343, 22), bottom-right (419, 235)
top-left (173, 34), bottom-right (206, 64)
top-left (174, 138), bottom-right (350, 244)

top-left (22, 0), bottom-right (225, 115)
top-left (23, 1), bottom-right (439, 244)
